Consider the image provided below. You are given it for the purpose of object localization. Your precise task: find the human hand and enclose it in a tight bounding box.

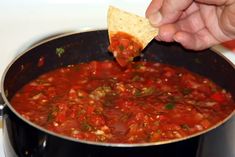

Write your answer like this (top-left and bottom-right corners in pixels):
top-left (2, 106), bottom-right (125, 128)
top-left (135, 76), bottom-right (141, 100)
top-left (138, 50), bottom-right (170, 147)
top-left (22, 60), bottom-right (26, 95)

top-left (146, 0), bottom-right (235, 50)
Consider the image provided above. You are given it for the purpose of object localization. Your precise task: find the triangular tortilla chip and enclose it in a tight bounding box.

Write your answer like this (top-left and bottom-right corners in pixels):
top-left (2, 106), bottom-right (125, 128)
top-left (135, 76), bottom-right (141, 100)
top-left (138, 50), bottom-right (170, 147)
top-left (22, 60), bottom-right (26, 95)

top-left (107, 6), bottom-right (158, 49)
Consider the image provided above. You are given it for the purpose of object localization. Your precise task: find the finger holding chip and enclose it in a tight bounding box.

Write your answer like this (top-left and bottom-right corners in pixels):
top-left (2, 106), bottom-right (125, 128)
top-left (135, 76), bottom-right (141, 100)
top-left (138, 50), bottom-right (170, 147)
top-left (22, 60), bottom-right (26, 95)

top-left (107, 6), bottom-right (159, 67)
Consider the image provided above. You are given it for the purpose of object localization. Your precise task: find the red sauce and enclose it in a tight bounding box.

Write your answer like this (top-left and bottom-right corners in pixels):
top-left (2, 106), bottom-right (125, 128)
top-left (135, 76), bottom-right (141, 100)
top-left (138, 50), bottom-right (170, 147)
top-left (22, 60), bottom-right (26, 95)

top-left (108, 32), bottom-right (143, 67)
top-left (11, 61), bottom-right (235, 143)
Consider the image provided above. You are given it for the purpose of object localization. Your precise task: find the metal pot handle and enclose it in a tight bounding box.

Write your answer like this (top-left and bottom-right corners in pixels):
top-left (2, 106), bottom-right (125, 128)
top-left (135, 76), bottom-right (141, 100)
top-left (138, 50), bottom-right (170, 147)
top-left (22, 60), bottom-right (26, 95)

top-left (0, 93), bottom-right (5, 118)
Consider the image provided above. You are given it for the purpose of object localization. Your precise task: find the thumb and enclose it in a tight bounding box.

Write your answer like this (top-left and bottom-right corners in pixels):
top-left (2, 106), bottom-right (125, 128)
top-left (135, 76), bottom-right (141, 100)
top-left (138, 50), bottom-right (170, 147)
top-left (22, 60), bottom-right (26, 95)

top-left (147, 0), bottom-right (193, 27)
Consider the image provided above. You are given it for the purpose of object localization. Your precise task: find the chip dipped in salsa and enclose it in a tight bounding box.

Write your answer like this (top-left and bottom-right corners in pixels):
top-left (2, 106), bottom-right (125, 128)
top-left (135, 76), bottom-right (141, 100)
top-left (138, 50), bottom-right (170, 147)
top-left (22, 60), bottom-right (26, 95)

top-left (108, 32), bottom-right (143, 66)
top-left (11, 61), bottom-right (235, 144)
top-left (107, 6), bottom-right (158, 67)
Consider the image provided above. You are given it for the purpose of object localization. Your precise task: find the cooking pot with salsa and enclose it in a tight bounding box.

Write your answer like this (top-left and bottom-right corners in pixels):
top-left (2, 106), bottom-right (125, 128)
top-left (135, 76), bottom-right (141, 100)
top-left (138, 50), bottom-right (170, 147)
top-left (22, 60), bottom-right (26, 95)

top-left (1, 29), bottom-right (235, 157)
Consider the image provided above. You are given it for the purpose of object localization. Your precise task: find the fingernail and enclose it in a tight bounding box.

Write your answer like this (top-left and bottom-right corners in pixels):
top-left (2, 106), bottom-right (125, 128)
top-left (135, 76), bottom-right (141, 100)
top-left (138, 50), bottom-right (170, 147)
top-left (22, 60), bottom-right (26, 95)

top-left (148, 12), bottom-right (162, 27)
top-left (173, 35), bottom-right (179, 42)
top-left (173, 34), bottom-right (183, 43)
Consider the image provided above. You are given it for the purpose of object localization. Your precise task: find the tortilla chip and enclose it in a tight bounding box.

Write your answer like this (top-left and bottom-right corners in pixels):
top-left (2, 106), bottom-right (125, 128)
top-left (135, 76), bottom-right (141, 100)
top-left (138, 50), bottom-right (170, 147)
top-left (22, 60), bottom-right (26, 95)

top-left (107, 6), bottom-right (158, 49)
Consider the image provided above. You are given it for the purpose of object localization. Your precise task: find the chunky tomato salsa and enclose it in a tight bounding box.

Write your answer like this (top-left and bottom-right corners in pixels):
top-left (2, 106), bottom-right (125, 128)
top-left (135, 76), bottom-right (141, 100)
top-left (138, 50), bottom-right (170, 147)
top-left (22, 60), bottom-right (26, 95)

top-left (11, 61), bottom-right (235, 143)
top-left (108, 32), bottom-right (143, 67)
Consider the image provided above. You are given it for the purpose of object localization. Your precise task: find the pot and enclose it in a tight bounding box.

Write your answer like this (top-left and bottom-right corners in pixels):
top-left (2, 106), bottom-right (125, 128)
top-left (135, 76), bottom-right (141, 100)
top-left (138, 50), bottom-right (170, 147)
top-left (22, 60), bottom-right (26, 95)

top-left (1, 29), bottom-right (235, 157)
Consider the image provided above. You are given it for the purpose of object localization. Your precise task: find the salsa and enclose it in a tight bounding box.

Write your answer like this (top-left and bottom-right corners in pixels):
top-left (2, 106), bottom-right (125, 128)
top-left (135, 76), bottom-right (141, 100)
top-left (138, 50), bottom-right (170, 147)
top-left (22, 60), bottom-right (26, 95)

top-left (11, 61), bottom-right (235, 143)
top-left (108, 32), bottom-right (143, 67)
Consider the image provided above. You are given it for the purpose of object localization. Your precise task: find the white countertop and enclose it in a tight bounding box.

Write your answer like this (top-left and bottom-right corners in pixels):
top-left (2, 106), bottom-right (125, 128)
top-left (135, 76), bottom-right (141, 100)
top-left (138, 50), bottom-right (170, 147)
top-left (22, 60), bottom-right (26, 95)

top-left (0, 1), bottom-right (235, 157)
